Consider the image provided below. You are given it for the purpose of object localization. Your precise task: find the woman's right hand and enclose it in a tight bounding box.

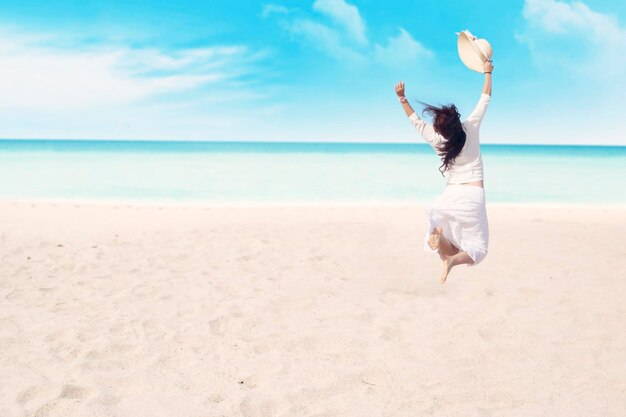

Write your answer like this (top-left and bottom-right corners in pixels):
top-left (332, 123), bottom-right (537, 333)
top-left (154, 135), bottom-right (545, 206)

top-left (483, 60), bottom-right (494, 74)
top-left (395, 81), bottom-right (405, 97)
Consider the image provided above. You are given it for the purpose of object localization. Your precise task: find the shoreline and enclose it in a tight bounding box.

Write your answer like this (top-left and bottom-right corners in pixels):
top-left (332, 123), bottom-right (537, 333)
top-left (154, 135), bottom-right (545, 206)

top-left (2, 198), bottom-right (625, 210)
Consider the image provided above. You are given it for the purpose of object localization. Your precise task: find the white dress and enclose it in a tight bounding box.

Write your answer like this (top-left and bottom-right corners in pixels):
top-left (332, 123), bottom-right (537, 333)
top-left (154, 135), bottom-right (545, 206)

top-left (408, 94), bottom-right (491, 266)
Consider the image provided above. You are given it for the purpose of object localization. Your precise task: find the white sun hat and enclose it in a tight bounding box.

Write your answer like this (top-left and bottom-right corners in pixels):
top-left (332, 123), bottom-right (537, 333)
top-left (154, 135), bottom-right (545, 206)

top-left (457, 30), bottom-right (492, 73)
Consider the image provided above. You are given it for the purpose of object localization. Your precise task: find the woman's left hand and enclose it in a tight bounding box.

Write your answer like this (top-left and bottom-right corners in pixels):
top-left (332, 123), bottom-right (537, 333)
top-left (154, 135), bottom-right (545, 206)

top-left (395, 81), bottom-right (405, 97)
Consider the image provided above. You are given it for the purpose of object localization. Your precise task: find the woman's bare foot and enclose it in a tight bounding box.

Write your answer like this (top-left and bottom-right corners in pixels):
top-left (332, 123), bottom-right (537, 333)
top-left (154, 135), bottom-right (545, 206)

top-left (438, 252), bottom-right (473, 285)
top-left (428, 227), bottom-right (442, 250)
top-left (439, 255), bottom-right (454, 285)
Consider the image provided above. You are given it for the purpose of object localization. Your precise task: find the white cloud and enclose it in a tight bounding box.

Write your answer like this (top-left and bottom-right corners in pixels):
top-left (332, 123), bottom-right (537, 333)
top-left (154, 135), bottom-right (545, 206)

top-left (521, 0), bottom-right (626, 75)
top-left (276, 1), bottom-right (429, 65)
top-left (312, 0), bottom-right (366, 44)
top-left (262, 4), bottom-right (290, 18)
top-left (0, 27), bottom-right (278, 140)
top-left (524, 0), bottom-right (621, 38)
top-left (0, 29), bottom-right (256, 111)
top-left (288, 19), bottom-right (365, 61)
top-left (374, 28), bottom-right (433, 65)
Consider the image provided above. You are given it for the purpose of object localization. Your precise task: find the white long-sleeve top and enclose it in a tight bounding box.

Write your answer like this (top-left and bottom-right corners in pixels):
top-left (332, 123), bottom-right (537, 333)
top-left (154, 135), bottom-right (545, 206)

top-left (408, 93), bottom-right (490, 184)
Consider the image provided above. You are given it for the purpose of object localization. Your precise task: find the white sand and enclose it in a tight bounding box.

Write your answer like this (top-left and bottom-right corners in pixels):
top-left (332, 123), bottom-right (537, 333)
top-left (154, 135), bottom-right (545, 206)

top-left (1, 201), bottom-right (625, 416)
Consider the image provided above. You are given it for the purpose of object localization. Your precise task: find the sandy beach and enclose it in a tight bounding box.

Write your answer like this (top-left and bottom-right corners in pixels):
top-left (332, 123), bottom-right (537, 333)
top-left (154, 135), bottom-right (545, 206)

top-left (1, 201), bottom-right (624, 416)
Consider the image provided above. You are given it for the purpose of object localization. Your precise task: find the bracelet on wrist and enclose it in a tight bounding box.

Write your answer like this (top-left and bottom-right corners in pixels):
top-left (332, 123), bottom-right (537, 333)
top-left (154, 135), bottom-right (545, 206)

top-left (398, 96), bottom-right (408, 103)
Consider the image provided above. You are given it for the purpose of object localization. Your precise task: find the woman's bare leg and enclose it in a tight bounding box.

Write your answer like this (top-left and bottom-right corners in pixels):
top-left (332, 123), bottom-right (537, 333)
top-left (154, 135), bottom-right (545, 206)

top-left (428, 227), bottom-right (442, 250)
top-left (437, 233), bottom-right (459, 257)
top-left (429, 227), bottom-right (460, 254)
top-left (440, 251), bottom-right (474, 285)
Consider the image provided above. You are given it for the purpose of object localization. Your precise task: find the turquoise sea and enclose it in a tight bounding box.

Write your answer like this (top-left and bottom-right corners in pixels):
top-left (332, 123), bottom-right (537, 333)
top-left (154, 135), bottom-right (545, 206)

top-left (0, 140), bottom-right (624, 204)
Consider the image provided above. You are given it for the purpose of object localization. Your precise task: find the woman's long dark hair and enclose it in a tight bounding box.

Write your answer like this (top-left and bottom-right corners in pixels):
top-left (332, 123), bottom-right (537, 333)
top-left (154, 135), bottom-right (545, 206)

top-left (420, 102), bottom-right (466, 176)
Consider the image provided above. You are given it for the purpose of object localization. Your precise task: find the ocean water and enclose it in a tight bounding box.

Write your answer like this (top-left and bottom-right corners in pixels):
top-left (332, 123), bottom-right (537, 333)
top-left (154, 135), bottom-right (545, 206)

top-left (0, 140), bottom-right (624, 205)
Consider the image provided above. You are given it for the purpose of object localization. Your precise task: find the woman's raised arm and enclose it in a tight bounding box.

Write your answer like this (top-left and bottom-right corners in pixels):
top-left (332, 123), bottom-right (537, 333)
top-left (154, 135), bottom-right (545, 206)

top-left (395, 81), bottom-right (440, 146)
top-left (465, 61), bottom-right (494, 125)
top-left (395, 81), bottom-right (417, 117)
top-left (482, 60), bottom-right (493, 96)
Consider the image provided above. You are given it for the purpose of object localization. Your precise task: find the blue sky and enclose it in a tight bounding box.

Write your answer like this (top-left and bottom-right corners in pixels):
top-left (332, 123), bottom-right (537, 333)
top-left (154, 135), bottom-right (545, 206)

top-left (0, 0), bottom-right (624, 144)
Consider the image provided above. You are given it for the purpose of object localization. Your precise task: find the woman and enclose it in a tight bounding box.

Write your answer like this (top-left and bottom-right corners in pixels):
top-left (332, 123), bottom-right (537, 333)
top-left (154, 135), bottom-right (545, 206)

top-left (395, 60), bottom-right (493, 284)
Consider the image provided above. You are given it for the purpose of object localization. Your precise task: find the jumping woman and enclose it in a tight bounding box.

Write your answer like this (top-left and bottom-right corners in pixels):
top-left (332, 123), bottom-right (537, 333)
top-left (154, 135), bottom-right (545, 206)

top-left (395, 60), bottom-right (493, 285)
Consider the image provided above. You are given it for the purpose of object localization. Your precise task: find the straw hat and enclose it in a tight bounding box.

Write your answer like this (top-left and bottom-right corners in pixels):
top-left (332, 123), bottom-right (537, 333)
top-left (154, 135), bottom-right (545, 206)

top-left (457, 30), bottom-right (492, 73)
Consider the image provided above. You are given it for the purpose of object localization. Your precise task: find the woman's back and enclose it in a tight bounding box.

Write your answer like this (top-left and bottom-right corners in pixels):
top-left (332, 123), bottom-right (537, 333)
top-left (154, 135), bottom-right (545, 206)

top-left (408, 93), bottom-right (490, 184)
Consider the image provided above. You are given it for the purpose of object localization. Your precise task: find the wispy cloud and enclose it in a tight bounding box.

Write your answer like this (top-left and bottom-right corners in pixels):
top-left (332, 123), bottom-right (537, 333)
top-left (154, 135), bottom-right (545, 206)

top-left (519, 0), bottom-right (626, 76)
top-left (0, 28), bottom-right (262, 111)
top-left (374, 28), bottom-right (433, 66)
top-left (268, 1), bottom-right (430, 64)
top-left (0, 25), bottom-right (278, 140)
top-left (312, 0), bottom-right (367, 45)
top-left (288, 18), bottom-right (366, 61)
top-left (262, 4), bottom-right (290, 19)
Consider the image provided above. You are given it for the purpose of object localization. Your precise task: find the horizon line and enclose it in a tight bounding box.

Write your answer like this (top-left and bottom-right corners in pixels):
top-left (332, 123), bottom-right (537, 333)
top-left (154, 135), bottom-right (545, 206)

top-left (0, 138), bottom-right (624, 148)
